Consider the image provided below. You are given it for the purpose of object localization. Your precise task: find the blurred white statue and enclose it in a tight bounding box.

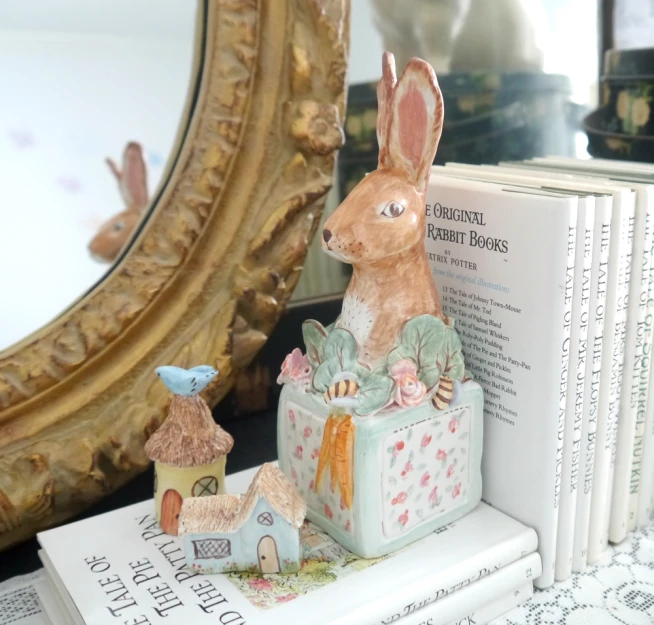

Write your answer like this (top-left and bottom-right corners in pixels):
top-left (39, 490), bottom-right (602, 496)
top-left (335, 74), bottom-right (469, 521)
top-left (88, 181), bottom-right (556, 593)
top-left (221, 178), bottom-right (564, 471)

top-left (369, 0), bottom-right (545, 74)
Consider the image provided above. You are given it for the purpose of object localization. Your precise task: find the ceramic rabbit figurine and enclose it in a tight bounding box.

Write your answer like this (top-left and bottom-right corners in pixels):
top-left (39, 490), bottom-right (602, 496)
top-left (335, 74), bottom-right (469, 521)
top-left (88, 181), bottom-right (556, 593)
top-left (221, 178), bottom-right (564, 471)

top-left (322, 52), bottom-right (445, 366)
top-left (88, 141), bottom-right (149, 263)
top-left (277, 53), bottom-right (484, 558)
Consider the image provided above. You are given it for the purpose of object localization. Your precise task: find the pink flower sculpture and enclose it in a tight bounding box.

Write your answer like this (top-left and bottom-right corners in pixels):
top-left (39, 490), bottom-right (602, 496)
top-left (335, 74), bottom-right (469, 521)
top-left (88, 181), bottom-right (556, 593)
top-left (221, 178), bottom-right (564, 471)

top-left (278, 348), bottom-right (312, 388)
top-left (390, 359), bottom-right (427, 407)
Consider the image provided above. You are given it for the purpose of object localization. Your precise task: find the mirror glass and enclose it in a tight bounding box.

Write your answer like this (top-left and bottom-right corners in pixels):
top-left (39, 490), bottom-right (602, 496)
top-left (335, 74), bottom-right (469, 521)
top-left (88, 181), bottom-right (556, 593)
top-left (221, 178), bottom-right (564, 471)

top-left (0, 0), bottom-right (197, 350)
top-left (293, 0), bottom-right (600, 303)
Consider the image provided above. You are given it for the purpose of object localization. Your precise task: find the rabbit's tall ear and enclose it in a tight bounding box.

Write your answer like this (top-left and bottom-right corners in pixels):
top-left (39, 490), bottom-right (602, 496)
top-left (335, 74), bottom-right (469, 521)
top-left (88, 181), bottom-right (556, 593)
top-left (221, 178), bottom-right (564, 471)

top-left (386, 58), bottom-right (444, 194)
top-left (377, 51), bottom-right (397, 169)
top-left (106, 157), bottom-right (122, 182)
top-left (121, 142), bottom-right (149, 210)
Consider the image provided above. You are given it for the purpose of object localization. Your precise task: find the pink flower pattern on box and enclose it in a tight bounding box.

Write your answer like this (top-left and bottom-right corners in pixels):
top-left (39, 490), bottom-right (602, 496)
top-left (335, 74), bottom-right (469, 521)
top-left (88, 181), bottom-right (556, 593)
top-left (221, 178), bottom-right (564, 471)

top-left (283, 401), bottom-right (354, 534)
top-left (382, 405), bottom-right (471, 537)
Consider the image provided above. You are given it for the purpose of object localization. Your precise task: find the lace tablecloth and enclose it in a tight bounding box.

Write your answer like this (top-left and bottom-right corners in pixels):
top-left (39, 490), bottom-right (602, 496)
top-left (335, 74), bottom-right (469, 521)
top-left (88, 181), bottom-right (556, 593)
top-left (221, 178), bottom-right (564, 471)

top-left (493, 522), bottom-right (654, 625)
top-left (0, 571), bottom-right (49, 625)
top-left (2, 523), bottom-right (653, 625)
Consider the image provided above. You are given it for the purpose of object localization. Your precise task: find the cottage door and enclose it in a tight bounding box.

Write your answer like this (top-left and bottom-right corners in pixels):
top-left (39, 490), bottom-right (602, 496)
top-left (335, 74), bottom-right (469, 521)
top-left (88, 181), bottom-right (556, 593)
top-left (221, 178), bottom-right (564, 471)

top-left (257, 535), bottom-right (280, 573)
top-left (160, 489), bottom-right (183, 535)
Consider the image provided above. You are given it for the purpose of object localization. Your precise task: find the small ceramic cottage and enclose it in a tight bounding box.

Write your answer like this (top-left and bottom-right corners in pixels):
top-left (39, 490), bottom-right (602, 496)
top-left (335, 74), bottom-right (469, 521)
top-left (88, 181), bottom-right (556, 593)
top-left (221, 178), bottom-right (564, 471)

top-left (277, 52), bottom-right (483, 558)
top-left (145, 365), bottom-right (234, 536)
top-left (178, 463), bottom-right (307, 574)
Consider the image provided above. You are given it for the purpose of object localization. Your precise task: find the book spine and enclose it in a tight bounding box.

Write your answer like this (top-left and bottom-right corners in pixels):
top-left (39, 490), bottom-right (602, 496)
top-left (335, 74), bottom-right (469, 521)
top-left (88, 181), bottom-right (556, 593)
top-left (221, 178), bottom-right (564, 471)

top-left (337, 529), bottom-right (539, 625)
top-left (365, 544), bottom-right (540, 625)
top-left (639, 381), bottom-right (654, 526)
top-left (638, 207), bottom-right (654, 527)
top-left (589, 193), bottom-right (634, 561)
top-left (612, 189), bottom-right (654, 541)
top-left (536, 203), bottom-right (578, 589)
top-left (555, 199), bottom-right (594, 581)
top-left (388, 556), bottom-right (540, 625)
top-left (632, 191), bottom-right (654, 529)
top-left (443, 582), bottom-right (533, 625)
top-left (573, 199), bottom-right (612, 572)
top-left (644, 410), bottom-right (654, 523)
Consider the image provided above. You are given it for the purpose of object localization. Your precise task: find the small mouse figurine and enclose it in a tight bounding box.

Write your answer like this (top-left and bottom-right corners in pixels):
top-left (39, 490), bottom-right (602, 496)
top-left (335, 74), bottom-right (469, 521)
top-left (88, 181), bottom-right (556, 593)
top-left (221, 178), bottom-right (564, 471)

top-left (88, 141), bottom-right (149, 263)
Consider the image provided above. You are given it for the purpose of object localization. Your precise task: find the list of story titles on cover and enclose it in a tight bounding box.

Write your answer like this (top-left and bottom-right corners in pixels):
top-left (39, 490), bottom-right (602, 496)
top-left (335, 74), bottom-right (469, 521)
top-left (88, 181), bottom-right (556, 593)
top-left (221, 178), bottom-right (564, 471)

top-left (427, 248), bottom-right (531, 428)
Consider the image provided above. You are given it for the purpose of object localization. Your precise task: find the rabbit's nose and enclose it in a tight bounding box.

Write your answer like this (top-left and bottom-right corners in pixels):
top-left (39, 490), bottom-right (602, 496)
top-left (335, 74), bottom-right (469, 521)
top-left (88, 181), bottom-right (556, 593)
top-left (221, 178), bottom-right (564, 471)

top-left (323, 229), bottom-right (332, 243)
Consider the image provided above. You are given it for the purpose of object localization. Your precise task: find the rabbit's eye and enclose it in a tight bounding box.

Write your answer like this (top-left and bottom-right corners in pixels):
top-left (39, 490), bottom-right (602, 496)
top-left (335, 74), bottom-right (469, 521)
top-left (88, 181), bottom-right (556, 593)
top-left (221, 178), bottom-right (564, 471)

top-left (112, 222), bottom-right (125, 232)
top-left (381, 201), bottom-right (405, 218)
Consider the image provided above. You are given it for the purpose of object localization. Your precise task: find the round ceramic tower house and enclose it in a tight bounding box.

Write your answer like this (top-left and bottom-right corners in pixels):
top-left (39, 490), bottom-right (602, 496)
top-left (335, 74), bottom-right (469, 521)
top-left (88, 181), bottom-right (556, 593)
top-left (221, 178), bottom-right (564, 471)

top-left (145, 365), bottom-right (234, 536)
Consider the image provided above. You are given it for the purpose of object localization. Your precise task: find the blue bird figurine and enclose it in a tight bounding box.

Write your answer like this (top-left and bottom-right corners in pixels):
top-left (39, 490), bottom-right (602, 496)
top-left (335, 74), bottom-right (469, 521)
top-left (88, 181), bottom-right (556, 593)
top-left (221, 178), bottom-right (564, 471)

top-left (156, 365), bottom-right (219, 396)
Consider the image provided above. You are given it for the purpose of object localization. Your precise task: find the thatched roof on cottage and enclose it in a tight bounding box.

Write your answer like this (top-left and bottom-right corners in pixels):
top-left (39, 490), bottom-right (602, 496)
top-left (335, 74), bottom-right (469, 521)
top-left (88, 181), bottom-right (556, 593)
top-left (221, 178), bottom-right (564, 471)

top-left (178, 495), bottom-right (242, 536)
top-left (144, 395), bottom-right (233, 467)
top-left (178, 464), bottom-right (306, 535)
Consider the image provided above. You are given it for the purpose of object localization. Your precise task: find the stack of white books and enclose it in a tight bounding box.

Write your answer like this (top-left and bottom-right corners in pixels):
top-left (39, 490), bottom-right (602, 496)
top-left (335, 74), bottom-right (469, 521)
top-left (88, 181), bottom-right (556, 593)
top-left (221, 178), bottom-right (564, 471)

top-left (425, 156), bottom-right (654, 587)
top-left (36, 465), bottom-right (540, 625)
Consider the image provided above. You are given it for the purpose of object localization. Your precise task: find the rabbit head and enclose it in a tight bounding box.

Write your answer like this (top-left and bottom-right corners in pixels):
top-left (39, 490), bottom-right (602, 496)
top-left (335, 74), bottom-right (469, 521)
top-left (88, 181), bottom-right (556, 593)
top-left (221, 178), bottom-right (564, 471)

top-left (89, 141), bottom-right (149, 263)
top-left (88, 209), bottom-right (142, 263)
top-left (323, 52), bottom-right (443, 265)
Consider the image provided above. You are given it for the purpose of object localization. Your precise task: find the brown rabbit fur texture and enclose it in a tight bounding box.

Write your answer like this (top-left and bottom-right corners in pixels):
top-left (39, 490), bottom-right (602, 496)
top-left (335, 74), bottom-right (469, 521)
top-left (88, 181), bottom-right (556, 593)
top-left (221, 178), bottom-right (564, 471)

top-left (88, 141), bottom-right (149, 263)
top-left (322, 52), bottom-right (445, 366)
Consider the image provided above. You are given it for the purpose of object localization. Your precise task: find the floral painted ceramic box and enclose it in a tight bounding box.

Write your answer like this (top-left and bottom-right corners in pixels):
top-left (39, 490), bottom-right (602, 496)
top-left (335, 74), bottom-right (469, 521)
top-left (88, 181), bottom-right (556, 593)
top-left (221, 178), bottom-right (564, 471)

top-left (277, 317), bottom-right (484, 559)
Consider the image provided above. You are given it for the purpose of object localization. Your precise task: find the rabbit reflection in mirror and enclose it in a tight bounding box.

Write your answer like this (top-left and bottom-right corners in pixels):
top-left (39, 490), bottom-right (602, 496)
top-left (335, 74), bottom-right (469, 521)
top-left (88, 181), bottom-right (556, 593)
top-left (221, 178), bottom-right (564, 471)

top-left (88, 142), bottom-right (149, 263)
top-left (369, 0), bottom-right (545, 74)
top-left (322, 52), bottom-right (446, 367)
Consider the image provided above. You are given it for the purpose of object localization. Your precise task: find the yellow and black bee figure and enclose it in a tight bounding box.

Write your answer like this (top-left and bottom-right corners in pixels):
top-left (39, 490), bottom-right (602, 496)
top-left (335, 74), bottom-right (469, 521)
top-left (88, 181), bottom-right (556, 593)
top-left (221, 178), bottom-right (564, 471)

top-left (324, 372), bottom-right (360, 408)
top-left (431, 375), bottom-right (454, 411)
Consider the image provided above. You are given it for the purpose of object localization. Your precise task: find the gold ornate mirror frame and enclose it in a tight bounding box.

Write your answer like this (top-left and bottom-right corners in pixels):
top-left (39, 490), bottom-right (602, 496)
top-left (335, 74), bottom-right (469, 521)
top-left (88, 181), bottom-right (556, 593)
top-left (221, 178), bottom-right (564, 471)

top-left (0, 0), bottom-right (349, 549)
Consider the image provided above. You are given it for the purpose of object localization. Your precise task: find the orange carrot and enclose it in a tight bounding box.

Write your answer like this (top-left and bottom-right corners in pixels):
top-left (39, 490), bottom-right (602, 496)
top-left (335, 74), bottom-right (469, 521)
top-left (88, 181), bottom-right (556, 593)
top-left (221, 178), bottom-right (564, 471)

top-left (329, 415), bottom-right (342, 493)
top-left (315, 415), bottom-right (335, 492)
top-left (334, 415), bottom-right (355, 509)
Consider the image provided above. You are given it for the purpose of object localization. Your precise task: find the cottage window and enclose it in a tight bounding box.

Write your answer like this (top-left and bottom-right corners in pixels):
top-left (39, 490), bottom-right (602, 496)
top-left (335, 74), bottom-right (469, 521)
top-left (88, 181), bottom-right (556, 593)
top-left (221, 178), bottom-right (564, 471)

top-left (193, 538), bottom-right (231, 559)
top-left (192, 476), bottom-right (219, 497)
top-left (257, 512), bottom-right (274, 526)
